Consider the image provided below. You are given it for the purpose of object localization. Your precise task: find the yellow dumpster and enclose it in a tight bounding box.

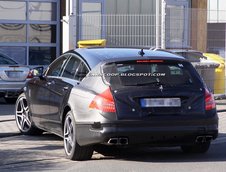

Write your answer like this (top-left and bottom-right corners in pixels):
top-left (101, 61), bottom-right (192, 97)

top-left (203, 53), bottom-right (225, 94)
top-left (77, 39), bottom-right (106, 48)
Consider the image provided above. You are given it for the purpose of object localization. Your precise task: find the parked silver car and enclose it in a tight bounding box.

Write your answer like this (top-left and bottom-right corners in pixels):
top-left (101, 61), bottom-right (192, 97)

top-left (0, 52), bottom-right (32, 103)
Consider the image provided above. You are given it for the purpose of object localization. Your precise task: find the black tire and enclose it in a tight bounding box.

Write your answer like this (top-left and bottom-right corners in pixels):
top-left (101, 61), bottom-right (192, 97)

top-left (181, 142), bottom-right (211, 154)
top-left (15, 93), bottom-right (43, 135)
top-left (63, 111), bottom-right (93, 160)
top-left (5, 98), bottom-right (17, 104)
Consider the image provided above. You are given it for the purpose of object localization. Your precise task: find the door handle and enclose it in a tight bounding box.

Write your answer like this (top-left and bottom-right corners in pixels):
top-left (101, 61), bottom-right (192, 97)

top-left (46, 80), bottom-right (55, 86)
top-left (63, 86), bottom-right (69, 91)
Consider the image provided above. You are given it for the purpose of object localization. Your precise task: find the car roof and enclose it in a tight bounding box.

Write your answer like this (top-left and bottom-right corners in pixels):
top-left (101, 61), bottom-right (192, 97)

top-left (71, 48), bottom-right (185, 69)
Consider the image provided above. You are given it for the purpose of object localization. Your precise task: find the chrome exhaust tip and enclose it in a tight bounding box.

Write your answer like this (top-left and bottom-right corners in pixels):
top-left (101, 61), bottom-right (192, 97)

top-left (107, 137), bottom-right (129, 145)
top-left (119, 138), bottom-right (128, 145)
top-left (196, 135), bottom-right (213, 143)
top-left (205, 135), bottom-right (213, 142)
top-left (107, 138), bottom-right (119, 145)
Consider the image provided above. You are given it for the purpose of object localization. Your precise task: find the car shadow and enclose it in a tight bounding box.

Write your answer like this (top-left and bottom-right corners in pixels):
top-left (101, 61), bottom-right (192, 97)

top-left (17, 133), bottom-right (226, 163)
top-left (1, 132), bottom-right (226, 171)
top-left (94, 143), bottom-right (226, 163)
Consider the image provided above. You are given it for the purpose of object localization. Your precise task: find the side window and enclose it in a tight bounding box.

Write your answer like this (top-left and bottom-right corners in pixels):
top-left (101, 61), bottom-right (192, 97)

top-left (61, 56), bottom-right (81, 79)
top-left (46, 56), bottom-right (68, 76)
top-left (74, 62), bottom-right (89, 81)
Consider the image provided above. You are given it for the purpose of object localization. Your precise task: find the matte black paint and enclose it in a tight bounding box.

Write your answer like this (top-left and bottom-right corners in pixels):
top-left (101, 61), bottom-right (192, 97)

top-left (23, 48), bottom-right (218, 147)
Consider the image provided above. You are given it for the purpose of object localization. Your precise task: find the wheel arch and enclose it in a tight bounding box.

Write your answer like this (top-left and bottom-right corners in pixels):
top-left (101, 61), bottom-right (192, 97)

top-left (61, 105), bottom-right (72, 129)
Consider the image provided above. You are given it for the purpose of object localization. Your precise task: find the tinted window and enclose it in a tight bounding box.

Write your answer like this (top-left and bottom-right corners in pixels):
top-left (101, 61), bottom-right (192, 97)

top-left (29, 47), bottom-right (56, 65)
top-left (103, 60), bottom-right (200, 87)
top-left (61, 56), bottom-right (81, 79)
top-left (75, 62), bottom-right (89, 81)
top-left (46, 56), bottom-right (68, 76)
top-left (0, 54), bottom-right (17, 65)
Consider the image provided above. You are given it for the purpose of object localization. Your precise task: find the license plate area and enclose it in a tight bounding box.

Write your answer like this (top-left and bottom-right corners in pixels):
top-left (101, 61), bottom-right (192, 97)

top-left (140, 98), bottom-right (181, 107)
top-left (6, 71), bottom-right (23, 78)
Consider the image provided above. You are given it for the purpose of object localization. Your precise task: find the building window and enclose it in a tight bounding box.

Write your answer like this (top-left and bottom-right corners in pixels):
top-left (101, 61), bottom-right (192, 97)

top-left (0, 0), bottom-right (59, 65)
top-left (208, 0), bottom-right (226, 23)
top-left (0, 1), bottom-right (26, 20)
top-left (29, 2), bottom-right (57, 21)
top-left (29, 47), bottom-right (56, 65)
top-left (0, 46), bottom-right (26, 64)
top-left (29, 24), bottom-right (56, 43)
top-left (0, 24), bottom-right (26, 42)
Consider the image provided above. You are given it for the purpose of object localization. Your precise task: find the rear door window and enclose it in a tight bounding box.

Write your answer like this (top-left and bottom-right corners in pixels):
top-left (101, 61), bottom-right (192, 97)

top-left (102, 60), bottom-right (201, 88)
top-left (61, 56), bottom-right (81, 79)
top-left (74, 62), bottom-right (89, 81)
top-left (46, 56), bottom-right (68, 77)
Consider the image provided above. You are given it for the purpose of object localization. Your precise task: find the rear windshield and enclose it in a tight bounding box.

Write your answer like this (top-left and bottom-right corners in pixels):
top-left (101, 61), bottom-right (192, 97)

top-left (102, 60), bottom-right (201, 87)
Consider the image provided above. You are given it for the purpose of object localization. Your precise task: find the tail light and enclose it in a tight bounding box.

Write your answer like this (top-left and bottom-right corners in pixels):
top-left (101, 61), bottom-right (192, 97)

top-left (89, 87), bottom-right (116, 113)
top-left (27, 70), bottom-right (33, 79)
top-left (205, 89), bottom-right (216, 111)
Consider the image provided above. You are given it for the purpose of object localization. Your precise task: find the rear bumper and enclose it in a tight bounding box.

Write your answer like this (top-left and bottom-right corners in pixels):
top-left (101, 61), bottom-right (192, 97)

top-left (76, 115), bottom-right (218, 146)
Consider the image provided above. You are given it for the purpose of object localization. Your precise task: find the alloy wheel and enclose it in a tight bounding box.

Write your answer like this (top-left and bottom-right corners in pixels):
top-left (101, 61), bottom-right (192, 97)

top-left (15, 96), bottom-right (32, 132)
top-left (64, 114), bottom-right (75, 156)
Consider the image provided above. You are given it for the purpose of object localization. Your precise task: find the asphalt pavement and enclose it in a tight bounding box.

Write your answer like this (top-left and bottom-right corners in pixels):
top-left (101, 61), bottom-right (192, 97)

top-left (0, 98), bottom-right (19, 137)
top-left (0, 97), bottom-right (226, 138)
top-left (0, 97), bottom-right (226, 172)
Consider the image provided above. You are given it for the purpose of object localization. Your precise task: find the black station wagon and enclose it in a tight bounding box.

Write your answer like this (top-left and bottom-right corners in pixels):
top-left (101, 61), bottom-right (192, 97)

top-left (15, 48), bottom-right (218, 160)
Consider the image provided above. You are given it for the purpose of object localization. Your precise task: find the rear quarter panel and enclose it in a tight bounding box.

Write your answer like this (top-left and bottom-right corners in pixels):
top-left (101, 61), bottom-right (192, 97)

top-left (67, 78), bottom-right (111, 124)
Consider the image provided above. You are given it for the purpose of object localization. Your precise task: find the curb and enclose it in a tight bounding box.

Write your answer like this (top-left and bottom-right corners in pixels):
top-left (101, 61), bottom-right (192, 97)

top-left (0, 132), bottom-right (20, 138)
top-left (0, 119), bottom-right (15, 123)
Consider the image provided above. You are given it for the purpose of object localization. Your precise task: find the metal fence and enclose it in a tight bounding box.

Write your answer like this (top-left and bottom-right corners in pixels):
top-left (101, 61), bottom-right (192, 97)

top-left (79, 9), bottom-right (211, 49)
top-left (80, 14), bottom-right (160, 47)
top-left (78, 8), bottom-right (226, 98)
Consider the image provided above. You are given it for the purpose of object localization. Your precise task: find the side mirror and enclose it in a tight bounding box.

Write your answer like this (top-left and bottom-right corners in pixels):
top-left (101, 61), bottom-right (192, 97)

top-left (31, 66), bottom-right (44, 78)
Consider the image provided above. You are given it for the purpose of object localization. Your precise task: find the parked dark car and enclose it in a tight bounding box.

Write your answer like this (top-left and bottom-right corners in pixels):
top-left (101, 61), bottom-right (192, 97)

top-left (15, 48), bottom-right (218, 160)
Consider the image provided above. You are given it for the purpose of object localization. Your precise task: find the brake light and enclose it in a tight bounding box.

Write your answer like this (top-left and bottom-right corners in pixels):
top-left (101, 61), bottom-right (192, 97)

top-left (205, 89), bottom-right (216, 110)
top-left (89, 87), bottom-right (116, 113)
top-left (27, 70), bottom-right (33, 78)
top-left (136, 60), bottom-right (164, 63)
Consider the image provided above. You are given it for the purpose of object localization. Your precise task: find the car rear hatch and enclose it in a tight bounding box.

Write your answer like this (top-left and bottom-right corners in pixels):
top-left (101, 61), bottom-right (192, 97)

top-left (0, 66), bottom-right (30, 81)
top-left (102, 59), bottom-right (206, 119)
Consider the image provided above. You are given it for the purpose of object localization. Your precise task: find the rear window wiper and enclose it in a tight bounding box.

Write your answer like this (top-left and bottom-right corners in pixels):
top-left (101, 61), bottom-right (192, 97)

top-left (124, 81), bottom-right (173, 87)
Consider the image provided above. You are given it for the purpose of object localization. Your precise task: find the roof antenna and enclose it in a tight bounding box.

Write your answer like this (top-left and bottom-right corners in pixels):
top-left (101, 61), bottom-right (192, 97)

top-left (138, 49), bottom-right (145, 57)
